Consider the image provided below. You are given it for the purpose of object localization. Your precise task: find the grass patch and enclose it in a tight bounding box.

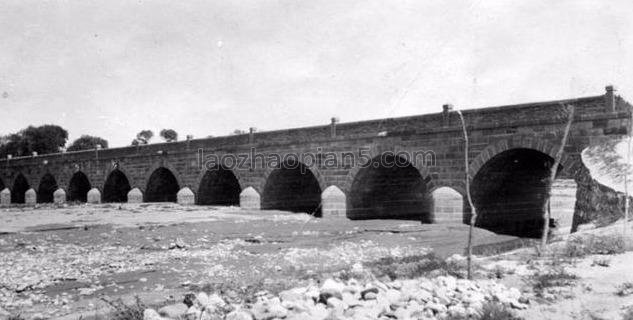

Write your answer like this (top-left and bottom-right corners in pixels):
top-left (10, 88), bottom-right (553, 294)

top-left (101, 296), bottom-right (145, 320)
top-left (622, 306), bottom-right (633, 320)
top-left (530, 267), bottom-right (578, 297)
top-left (563, 234), bottom-right (628, 258)
top-left (364, 253), bottom-right (464, 280)
top-left (444, 302), bottom-right (523, 320)
top-left (616, 282), bottom-right (633, 297)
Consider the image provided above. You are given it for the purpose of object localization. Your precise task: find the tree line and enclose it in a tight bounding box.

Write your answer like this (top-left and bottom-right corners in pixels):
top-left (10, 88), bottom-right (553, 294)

top-left (0, 125), bottom-right (181, 158)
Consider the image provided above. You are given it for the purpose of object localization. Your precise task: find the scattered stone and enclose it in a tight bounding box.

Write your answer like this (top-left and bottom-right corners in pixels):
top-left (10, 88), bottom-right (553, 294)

top-left (158, 303), bottom-right (188, 318)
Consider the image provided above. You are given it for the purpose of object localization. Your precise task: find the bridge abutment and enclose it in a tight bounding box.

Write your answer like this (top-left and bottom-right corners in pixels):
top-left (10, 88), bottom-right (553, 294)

top-left (550, 179), bottom-right (578, 236)
top-left (321, 185), bottom-right (346, 217)
top-left (240, 187), bottom-right (261, 210)
top-left (431, 187), bottom-right (464, 224)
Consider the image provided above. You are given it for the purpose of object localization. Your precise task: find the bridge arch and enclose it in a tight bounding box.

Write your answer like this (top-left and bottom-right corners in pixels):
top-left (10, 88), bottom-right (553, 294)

top-left (197, 165), bottom-right (242, 205)
top-left (145, 167), bottom-right (180, 202)
top-left (262, 159), bottom-right (323, 216)
top-left (37, 173), bottom-right (58, 203)
top-left (469, 137), bottom-right (574, 178)
top-left (470, 147), bottom-right (565, 237)
top-left (11, 173), bottom-right (30, 204)
top-left (68, 171), bottom-right (91, 202)
top-left (348, 154), bottom-right (433, 221)
top-left (0, 177), bottom-right (4, 191)
top-left (103, 169), bottom-right (131, 203)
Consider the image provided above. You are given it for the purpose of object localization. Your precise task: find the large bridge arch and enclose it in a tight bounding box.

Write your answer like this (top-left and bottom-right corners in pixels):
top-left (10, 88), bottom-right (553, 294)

top-left (145, 167), bottom-right (180, 202)
top-left (197, 165), bottom-right (242, 205)
top-left (11, 173), bottom-right (30, 204)
top-left (103, 169), bottom-right (132, 203)
top-left (347, 153), bottom-right (433, 221)
top-left (470, 147), bottom-right (565, 238)
top-left (37, 173), bottom-right (58, 203)
top-left (262, 159), bottom-right (323, 215)
top-left (68, 171), bottom-right (91, 202)
top-left (469, 137), bottom-right (574, 179)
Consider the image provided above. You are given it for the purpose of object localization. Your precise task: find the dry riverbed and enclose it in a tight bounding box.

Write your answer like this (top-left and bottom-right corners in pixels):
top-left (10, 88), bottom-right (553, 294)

top-left (0, 203), bottom-right (516, 319)
top-left (1, 204), bottom-right (631, 320)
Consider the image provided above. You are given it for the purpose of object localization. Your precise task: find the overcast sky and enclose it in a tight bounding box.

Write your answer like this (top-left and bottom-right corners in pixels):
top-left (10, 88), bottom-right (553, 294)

top-left (1, 0), bottom-right (632, 147)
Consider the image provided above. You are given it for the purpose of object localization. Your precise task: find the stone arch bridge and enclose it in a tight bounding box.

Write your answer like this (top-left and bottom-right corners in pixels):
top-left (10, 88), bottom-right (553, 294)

top-left (1, 86), bottom-right (630, 238)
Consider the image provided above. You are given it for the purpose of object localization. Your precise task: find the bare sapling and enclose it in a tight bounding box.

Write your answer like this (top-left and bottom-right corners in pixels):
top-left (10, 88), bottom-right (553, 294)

top-left (540, 104), bottom-right (575, 251)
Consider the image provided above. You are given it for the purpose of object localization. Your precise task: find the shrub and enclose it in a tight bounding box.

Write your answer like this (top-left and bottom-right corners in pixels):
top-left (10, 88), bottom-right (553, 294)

top-left (7, 314), bottom-right (25, 320)
top-left (530, 267), bottom-right (578, 296)
top-left (365, 253), bottom-right (462, 280)
top-left (616, 282), bottom-right (633, 297)
top-left (622, 306), bottom-right (633, 320)
top-left (478, 302), bottom-right (523, 320)
top-left (101, 296), bottom-right (145, 320)
top-left (591, 258), bottom-right (611, 267)
top-left (563, 234), bottom-right (627, 258)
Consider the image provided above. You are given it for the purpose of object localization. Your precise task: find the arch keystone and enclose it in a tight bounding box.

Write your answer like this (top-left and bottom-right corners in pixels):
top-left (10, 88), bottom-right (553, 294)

top-left (240, 187), bottom-right (261, 210)
top-left (177, 187), bottom-right (195, 205)
top-left (127, 188), bottom-right (143, 204)
top-left (87, 188), bottom-right (101, 204)
top-left (431, 187), bottom-right (464, 224)
top-left (53, 188), bottom-right (66, 205)
top-left (25, 188), bottom-right (37, 205)
top-left (0, 188), bottom-right (10, 205)
top-left (321, 185), bottom-right (346, 217)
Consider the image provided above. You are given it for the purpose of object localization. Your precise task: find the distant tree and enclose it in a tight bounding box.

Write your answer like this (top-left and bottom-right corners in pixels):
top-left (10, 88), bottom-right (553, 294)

top-left (231, 129), bottom-right (247, 135)
top-left (134, 130), bottom-right (154, 145)
top-left (159, 129), bottom-right (178, 142)
top-left (67, 135), bottom-right (109, 152)
top-left (0, 125), bottom-right (68, 157)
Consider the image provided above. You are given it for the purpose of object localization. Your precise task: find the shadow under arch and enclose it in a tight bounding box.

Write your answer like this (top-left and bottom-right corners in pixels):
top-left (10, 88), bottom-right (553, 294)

top-left (197, 165), bottom-right (241, 205)
top-left (68, 171), bottom-right (91, 202)
top-left (348, 154), bottom-right (432, 221)
top-left (37, 173), bottom-right (58, 203)
top-left (262, 159), bottom-right (322, 216)
top-left (145, 167), bottom-right (180, 202)
top-left (11, 174), bottom-right (30, 204)
top-left (471, 147), bottom-right (563, 238)
top-left (103, 169), bottom-right (131, 203)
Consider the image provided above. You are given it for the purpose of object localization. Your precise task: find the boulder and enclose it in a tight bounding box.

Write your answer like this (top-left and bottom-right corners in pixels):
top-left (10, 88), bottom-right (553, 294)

top-left (158, 303), bottom-right (187, 318)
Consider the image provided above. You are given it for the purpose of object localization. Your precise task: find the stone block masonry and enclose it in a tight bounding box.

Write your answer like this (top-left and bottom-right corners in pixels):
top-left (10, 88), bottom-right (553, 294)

top-left (0, 86), bottom-right (631, 238)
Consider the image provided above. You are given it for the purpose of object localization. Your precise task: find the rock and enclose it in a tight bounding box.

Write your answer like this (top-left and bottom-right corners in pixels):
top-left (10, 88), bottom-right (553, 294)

top-left (363, 291), bottom-right (377, 300)
top-left (448, 304), bottom-right (467, 318)
top-left (225, 310), bottom-right (253, 320)
top-left (341, 292), bottom-right (361, 307)
top-left (326, 297), bottom-right (346, 311)
top-left (143, 309), bottom-right (164, 320)
top-left (158, 303), bottom-right (188, 318)
top-left (279, 287), bottom-right (306, 302)
top-left (321, 279), bottom-right (345, 296)
top-left (425, 302), bottom-right (448, 314)
top-left (384, 289), bottom-right (402, 304)
top-left (361, 287), bottom-right (379, 300)
top-left (185, 306), bottom-right (202, 320)
top-left (251, 298), bottom-right (288, 320)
